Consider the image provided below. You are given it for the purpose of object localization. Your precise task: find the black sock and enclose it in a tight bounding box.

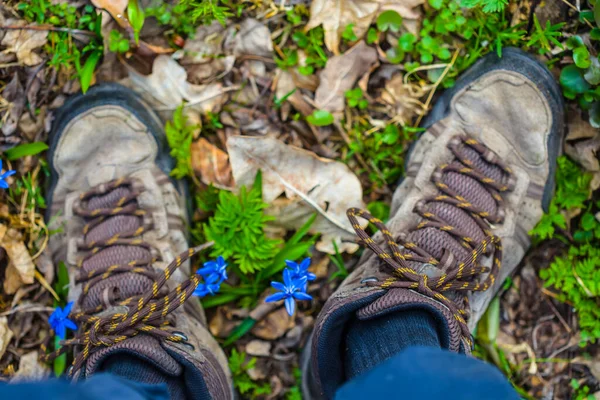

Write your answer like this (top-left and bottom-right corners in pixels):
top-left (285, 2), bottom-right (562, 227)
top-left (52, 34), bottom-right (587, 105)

top-left (343, 309), bottom-right (442, 380)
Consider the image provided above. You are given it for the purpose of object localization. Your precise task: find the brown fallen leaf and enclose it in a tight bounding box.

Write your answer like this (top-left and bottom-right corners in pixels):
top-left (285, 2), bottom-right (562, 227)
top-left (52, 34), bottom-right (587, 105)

top-left (0, 316), bottom-right (13, 360)
top-left (380, 73), bottom-right (426, 123)
top-left (91, 0), bottom-right (129, 29)
top-left (315, 41), bottom-right (378, 114)
top-left (566, 105), bottom-right (597, 141)
top-left (227, 136), bottom-right (366, 254)
top-left (123, 55), bottom-right (232, 119)
top-left (251, 307), bottom-right (294, 340)
top-left (226, 19), bottom-right (273, 58)
top-left (306, 0), bottom-right (423, 54)
top-left (11, 351), bottom-right (50, 382)
top-left (1, 20), bottom-right (48, 66)
top-left (191, 138), bottom-right (233, 188)
top-left (565, 133), bottom-right (600, 172)
top-left (276, 70), bottom-right (314, 117)
top-left (1, 72), bottom-right (26, 136)
top-left (246, 339), bottom-right (272, 357)
top-left (0, 224), bottom-right (36, 294)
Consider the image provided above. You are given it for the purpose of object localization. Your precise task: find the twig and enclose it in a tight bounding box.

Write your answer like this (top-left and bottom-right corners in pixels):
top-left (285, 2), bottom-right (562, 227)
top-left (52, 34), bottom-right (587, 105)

top-left (414, 50), bottom-right (459, 127)
top-left (0, 24), bottom-right (97, 38)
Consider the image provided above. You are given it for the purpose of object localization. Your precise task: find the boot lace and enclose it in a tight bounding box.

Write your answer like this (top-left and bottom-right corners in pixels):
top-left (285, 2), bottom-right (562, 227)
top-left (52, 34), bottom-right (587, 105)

top-left (40, 178), bottom-right (206, 375)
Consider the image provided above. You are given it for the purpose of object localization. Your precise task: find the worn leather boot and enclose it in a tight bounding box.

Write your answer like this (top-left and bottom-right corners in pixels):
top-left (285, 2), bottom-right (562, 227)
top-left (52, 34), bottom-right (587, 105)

top-left (303, 48), bottom-right (565, 399)
top-left (44, 84), bottom-right (233, 399)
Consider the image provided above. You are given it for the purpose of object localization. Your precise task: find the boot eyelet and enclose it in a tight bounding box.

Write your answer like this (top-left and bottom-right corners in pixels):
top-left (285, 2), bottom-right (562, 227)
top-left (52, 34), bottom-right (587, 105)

top-left (361, 277), bottom-right (379, 284)
top-left (172, 331), bottom-right (188, 342)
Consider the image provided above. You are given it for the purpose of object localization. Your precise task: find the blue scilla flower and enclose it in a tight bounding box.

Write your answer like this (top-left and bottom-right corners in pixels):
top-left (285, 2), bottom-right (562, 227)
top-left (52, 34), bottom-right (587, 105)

top-left (0, 160), bottom-right (16, 190)
top-left (193, 274), bottom-right (222, 297)
top-left (265, 269), bottom-right (312, 316)
top-left (194, 256), bottom-right (228, 298)
top-left (196, 255), bottom-right (228, 283)
top-left (285, 257), bottom-right (316, 282)
top-left (49, 302), bottom-right (77, 340)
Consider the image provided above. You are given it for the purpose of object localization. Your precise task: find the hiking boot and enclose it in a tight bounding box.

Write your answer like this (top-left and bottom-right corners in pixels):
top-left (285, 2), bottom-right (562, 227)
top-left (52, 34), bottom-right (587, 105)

top-left (44, 84), bottom-right (233, 399)
top-left (302, 48), bottom-right (565, 398)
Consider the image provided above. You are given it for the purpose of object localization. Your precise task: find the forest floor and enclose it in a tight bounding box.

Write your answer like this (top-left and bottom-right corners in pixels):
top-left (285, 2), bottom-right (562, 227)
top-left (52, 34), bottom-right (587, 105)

top-left (1, 0), bottom-right (600, 399)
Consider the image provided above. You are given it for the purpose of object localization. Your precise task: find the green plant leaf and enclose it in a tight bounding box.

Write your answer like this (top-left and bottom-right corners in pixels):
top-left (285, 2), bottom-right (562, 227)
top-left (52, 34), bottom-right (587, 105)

top-left (5, 142), bottom-right (49, 160)
top-left (306, 110), bottom-right (334, 126)
top-left (201, 292), bottom-right (242, 309)
top-left (376, 10), bottom-right (403, 32)
top-left (428, 0), bottom-right (444, 9)
top-left (590, 102), bottom-right (600, 128)
top-left (128, 0), bottom-right (145, 44)
top-left (560, 65), bottom-right (590, 94)
top-left (385, 47), bottom-right (404, 64)
top-left (79, 50), bottom-right (102, 94)
top-left (223, 317), bottom-right (256, 346)
top-left (366, 27), bottom-right (378, 44)
top-left (574, 47), bottom-right (592, 69)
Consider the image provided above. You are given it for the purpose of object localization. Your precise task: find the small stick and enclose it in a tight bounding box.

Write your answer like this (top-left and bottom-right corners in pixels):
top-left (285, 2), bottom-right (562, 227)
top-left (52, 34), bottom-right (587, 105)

top-left (0, 24), bottom-right (97, 38)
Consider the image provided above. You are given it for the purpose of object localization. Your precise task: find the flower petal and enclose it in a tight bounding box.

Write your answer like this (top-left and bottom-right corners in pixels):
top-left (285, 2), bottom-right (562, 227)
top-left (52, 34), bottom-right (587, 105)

top-left (265, 292), bottom-right (286, 302)
top-left (64, 319), bottom-right (78, 331)
top-left (293, 291), bottom-right (313, 301)
top-left (299, 257), bottom-right (311, 271)
top-left (56, 324), bottom-right (66, 340)
top-left (285, 260), bottom-right (298, 270)
top-left (0, 180), bottom-right (8, 189)
top-left (271, 281), bottom-right (286, 291)
top-left (284, 297), bottom-right (295, 316)
top-left (283, 269), bottom-right (293, 286)
top-left (63, 302), bottom-right (74, 316)
top-left (306, 272), bottom-right (317, 281)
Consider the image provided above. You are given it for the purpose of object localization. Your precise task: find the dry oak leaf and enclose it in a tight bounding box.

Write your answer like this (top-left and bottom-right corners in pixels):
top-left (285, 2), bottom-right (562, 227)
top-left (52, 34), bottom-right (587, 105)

top-left (1, 21), bottom-right (48, 66)
top-left (227, 136), bottom-right (366, 254)
top-left (191, 138), bottom-right (233, 188)
top-left (315, 41), bottom-right (378, 113)
top-left (91, 0), bottom-right (129, 29)
top-left (306, 0), bottom-right (423, 54)
top-left (0, 317), bottom-right (13, 360)
top-left (124, 55), bottom-right (230, 119)
top-left (0, 224), bottom-right (35, 295)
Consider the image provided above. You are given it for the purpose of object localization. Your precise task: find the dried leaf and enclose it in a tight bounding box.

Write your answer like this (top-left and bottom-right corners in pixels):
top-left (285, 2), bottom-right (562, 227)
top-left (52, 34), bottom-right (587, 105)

top-left (315, 41), bottom-right (378, 113)
top-left (124, 55), bottom-right (230, 118)
top-left (191, 138), bottom-right (233, 187)
top-left (276, 70), bottom-right (313, 116)
top-left (182, 22), bottom-right (227, 64)
top-left (251, 307), bottom-right (294, 340)
top-left (246, 339), bottom-right (271, 357)
top-left (227, 19), bottom-right (273, 58)
top-left (380, 73), bottom-right (425, 123)
top-left (1, 21), bottom-right (48, 66)
top-left (0, 317), bottom-right (13, 360)
top-left (306, 0), bottom-right (423, 54)
top-left (91, 0), bottom-right (129, 28)
top-left (565, 133), bottom-right (600, 172)
top-left (12, 351), bottom-right (50, 382)
top-left (0, 224), bottom-right (35, 294)
top-left (566, 106), bottom-right (598, 141)
top-left (227, 136), bottom-right (366, 254)
top-left (1, 72), bottom-right (25, 136)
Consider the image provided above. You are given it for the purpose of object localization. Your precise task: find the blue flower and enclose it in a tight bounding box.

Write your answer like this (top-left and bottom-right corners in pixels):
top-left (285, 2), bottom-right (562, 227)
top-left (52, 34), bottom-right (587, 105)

top-left (265, 269), bottom-right (312, 316)
top-left (285, 257), bottom-right (316, 282)
top-left (196, 255), bottom-right (228, 283)
top-left (49, 302), bottom-right (77, 340)
top-left (193, 257), bottom-right (229, 298)
top-left (0, 160), bottom-right (16, 190)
